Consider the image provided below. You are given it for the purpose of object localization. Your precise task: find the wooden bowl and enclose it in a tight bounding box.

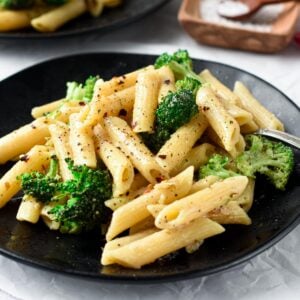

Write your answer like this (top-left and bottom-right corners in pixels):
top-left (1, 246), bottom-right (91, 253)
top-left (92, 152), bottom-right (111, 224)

top-left (178, 0), bottom-right (300, 53)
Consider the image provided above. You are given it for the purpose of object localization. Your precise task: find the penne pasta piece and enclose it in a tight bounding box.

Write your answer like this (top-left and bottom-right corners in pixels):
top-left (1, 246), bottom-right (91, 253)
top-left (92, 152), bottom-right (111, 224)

top-left (31, 0), bottom-right (87, 32)
top-left (235, 178), bottom-right (255, 212)
top-left (240, 120), bottom-right (259, 134)
top-left (104, 116), bottom-right (168, 183)
top-left (197, 87), bottom-right (240, 152)
top-left (86, 0), bottom-right (104, 17)
top-left (156, 112), bottom-right (208, 174)
top-left (189, 175), bottom-right (220, 194)
top-left (157, 66), bottom-right (176, 103)
top-left (40, 203), bottom-right (60, 230)
top-left (200, 69), bottom-right (241, 105)
top-left (69, 113), bottom-right (97, 168)
top-left (102, 228), bottom-right (158, 265)
top-left (132, 69), bottom-right (160, 133)
top-left (0, 117), bottom-right (50, 164)
top-left (171, 143), bottom-right (216, 175)
top-left (147, 204), bottom-right (166, 218)
top-left (221, 101), bottom-right (254, 126)
top-left (94, 125), bottom-right (134, 197)
top-left (208, 201), bottom-right (251, 225)
top-left (106, 166), bottom-right (194, 241)
top-left (31, 99), bottom-right (65, 119)
top-left (129, 216), bottom-right (155, 235)
top-left (16, 195), bottom-right (42, 224)
top-left (48, 122), bottom-right (73, 181)
top-left (84, 86), bottom-right (135, 127)
top-left (155, 176), bottom-right (249, 229)
top-left (0, 6), bottom-right (48, 32)
top-left (102, 217), bottom-right (224, 269)
top-left (0, 145), bottom-right (51, 209)
top-left (234, 82), bottom-right (284, 131)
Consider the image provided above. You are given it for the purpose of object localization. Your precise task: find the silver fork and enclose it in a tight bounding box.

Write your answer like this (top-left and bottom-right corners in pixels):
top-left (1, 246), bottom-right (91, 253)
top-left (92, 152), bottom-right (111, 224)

top-left (255, 129), bottom-right (300, 150)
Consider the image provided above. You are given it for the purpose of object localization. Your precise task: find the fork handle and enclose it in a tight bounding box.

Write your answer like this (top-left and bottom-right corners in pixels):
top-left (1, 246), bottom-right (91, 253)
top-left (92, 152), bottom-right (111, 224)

top-left (257, 129), bottom-right (300, 150)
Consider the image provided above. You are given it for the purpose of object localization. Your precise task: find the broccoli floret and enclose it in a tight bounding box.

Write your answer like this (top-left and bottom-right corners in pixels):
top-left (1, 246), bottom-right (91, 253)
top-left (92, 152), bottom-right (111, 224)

top-left (140, 126), bottom-right (171, 154)
top-left (175, 77), bottom-right (201, 96)
top-left (236, 135), bottom-right (294, 190)
top-left (156, 90), bottom-right (199, 132)
top-left (66, 75), bottom-right (99, 103)
top-left (199, 154), bottom-right (240, 179)
top-left (154, 49), bottom-right (202, 83)
top-left (49, 159), bottom-right (112, 233)
top-left (43, 0), bottom-right (67, 5)
top-left (0, 0), bottom-right (33, 9)
top-left (20, 156), bottom-right (61, 203)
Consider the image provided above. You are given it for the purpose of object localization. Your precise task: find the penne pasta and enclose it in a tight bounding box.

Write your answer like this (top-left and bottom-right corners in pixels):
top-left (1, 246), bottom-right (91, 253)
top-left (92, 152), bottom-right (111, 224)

top-left (31, 99), bottom-right (66, 119)
top-left (171, 143), bottom-right (216, 175)
top-left (156, 112), bottom-right (208, 174)
top-left (0, 117), bottom-right (50, 164)
top-left (94, 125), bottom-right (134, 197)
top-left (31, 0), bottom-right (87, 33)
top-left (48, 122), bottom-right (73, 181)
top-left (197, 87), bottom-right (240, 152)
top-left (200, 69), bottom-right (241, 105)
top-left (104, 116), bottom-right (168, 183)
top-left (69, 113), bottom-right (97, 168)
top-left (234, 81), bottom-right (284, 131)
top-left (102, 217), bottom-right (224, 269)
top-left (155, 176), bottom-right (248, 229)
top-left (106, 166), bottom-right (194, 241)
top-left (157, 66), bottom-right (176, 103)
top-left (16, 195), bottom-right (42, 224)
top-left (132, 69), bottom-right (160, 133)
top-left (0, 145), bottom-right (52, 209)
top-left (208, 201), bottom-right (251, 225)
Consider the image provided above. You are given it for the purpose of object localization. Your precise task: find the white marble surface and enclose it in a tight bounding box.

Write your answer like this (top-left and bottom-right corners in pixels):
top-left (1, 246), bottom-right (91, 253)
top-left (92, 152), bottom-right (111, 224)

top-left (0, 1), bottom-right (299, 299)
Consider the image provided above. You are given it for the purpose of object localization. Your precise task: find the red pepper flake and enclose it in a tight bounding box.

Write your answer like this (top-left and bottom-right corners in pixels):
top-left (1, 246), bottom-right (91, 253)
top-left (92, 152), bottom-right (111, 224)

top-left (118, 80), bottom-right (124, 85)
top-left (202, 106), bottom-right (210, 112)
top-left (20, 154), bottom-right (29, 162)
top-left (103, 112), bottom-right (108, 118)
top-left (79, 101), bottom-right (85, 106)
top-left (164, 79), bottom-right (171, 85)
top-left (158, 154), bottom-right (167, 159)
top-left (155, 176), bottom-right (164, 183)
top-left (31, 124), bottom-right (36, 129)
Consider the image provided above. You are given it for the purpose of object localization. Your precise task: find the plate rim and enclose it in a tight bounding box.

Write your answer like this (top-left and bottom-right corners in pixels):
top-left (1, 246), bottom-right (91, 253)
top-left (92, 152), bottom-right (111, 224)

top-left (0, 52), bottom-right (299, 283)
top-left (0, 0), bottom-right (171, 39)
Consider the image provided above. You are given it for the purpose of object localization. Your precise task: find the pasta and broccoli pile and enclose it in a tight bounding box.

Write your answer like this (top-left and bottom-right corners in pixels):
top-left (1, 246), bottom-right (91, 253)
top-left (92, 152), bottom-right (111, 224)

top-left (0, 50), bottom-right (294, 269)
top-left (0, 0), bottom-right (122, 32)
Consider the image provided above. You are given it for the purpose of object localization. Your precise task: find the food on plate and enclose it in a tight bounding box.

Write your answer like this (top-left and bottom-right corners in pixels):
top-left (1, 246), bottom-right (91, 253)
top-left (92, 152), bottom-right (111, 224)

top-left (0, 0), bottom-right (122, 32)
top-left (0, 50), bottom-right (294, 269)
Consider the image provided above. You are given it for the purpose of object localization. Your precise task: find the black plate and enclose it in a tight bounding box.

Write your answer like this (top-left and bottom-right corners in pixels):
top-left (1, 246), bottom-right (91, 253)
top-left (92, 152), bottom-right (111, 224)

top-left (0, 0), bottom-right (170, 39)
top-left (0, 53), bottom-right (299, 283)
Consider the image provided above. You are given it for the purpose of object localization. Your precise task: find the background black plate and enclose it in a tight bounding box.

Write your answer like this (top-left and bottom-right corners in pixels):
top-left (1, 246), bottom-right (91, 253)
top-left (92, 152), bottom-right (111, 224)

top-left (0, 53), bottom-right (299, 283)
top-left (0, 0), bottom-right (170, 39)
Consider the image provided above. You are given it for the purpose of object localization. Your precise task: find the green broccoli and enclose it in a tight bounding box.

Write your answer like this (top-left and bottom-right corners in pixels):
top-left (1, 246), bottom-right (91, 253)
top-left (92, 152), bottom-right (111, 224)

top-left (199, 154), bottom-right (240, 179)
top-left (236, 135), bottom-right (294, 190)
top-left (49, 159), bottom-right (112, 234)
top-left (175, 77), bottom-right (201, 96)
top-left (20, 156), bottom-right (61, 203)
top-left (154, 49), bottom-right (202, 83)
top-left (140, 126), bottom-right (171, 154)
top-left (156, 89), bottom-right (199, 132)
top-left (140, 75), bottom-right (200, 153)
top-left (66, 75), bottom-right (99, 103)
top-left (0, 0), bottom-right (33, 9)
